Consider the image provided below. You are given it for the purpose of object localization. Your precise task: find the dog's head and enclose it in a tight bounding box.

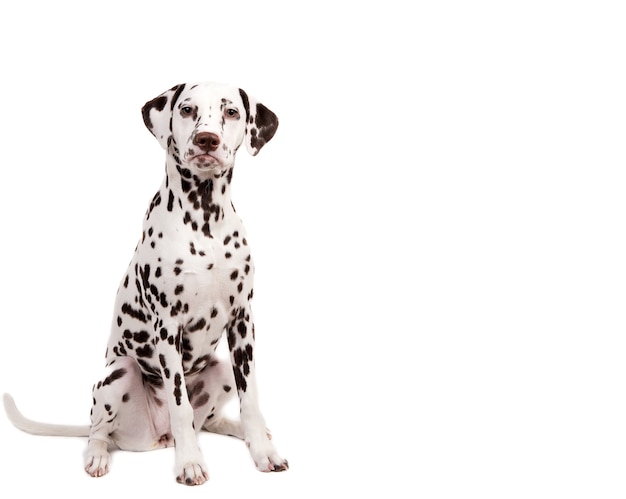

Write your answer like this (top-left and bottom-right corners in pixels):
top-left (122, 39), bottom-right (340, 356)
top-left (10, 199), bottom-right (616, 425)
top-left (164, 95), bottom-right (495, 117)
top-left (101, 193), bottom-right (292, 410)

top-left (142, 82), bottom-right (278, 174)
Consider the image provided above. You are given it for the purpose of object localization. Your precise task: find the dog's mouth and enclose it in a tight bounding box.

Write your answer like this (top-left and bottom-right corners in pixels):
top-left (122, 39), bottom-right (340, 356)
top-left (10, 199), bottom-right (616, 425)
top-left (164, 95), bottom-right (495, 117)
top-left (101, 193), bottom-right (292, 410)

top-left (188, 154), bottom-right (222, 169)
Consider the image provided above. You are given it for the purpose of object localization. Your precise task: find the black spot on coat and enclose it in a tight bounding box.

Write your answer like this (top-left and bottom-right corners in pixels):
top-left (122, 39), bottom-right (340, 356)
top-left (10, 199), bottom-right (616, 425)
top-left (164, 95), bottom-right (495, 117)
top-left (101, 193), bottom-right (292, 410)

top-left (102, 368), bottom-right (127, 386)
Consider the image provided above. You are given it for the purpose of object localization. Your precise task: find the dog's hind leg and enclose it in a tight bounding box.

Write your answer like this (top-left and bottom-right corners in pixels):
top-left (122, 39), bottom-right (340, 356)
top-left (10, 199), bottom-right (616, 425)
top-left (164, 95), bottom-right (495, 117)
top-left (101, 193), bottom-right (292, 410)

top-left (188, 358), bottom-right (243, 440)
top-left (86, 356), bottom-right (161, 477)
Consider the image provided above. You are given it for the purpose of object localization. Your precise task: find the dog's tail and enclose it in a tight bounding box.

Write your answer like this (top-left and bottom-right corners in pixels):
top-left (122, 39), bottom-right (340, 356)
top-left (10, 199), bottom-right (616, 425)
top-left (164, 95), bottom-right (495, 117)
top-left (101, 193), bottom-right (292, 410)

top-left (3, 393), bottom-right (90, 437)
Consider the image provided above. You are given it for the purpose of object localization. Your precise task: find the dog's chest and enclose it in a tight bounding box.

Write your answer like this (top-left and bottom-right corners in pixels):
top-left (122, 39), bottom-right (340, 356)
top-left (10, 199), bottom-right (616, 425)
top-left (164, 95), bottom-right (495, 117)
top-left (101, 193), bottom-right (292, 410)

top-left (110, 174), bottom-right (255, 372)
top-left (164, 234), bottom-right (250, 300)
top-left (153, 226), bottom-right (253, 370)
top-left (143, 209), bottom-right (254, 305)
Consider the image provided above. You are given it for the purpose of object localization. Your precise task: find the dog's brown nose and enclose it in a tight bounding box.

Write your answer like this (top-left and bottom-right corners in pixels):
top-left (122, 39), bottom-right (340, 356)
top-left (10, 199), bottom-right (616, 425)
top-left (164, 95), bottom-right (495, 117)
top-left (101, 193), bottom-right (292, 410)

top-left (193, 132), bottom-right (220, 152)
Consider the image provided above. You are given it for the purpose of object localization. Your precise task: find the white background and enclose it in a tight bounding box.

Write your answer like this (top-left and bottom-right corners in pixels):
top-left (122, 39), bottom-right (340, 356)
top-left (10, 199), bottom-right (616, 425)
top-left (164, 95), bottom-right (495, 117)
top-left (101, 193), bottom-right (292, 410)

top-left (0, 1), bottom-right (624, 497)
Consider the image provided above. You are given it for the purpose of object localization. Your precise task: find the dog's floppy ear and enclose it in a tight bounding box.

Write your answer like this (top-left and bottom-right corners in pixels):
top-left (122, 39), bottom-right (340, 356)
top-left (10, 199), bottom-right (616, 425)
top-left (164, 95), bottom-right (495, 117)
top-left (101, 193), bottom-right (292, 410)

top-left (239, 89), bottom-right (279, 156)
top-left (142, 84), bottom-right (186, 149)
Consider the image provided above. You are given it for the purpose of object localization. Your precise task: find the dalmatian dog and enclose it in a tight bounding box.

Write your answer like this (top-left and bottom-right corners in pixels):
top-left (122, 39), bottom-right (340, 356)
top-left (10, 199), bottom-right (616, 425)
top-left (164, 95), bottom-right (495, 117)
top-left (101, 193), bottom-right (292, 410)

top-left (3, 81), bottom-right (287, 485)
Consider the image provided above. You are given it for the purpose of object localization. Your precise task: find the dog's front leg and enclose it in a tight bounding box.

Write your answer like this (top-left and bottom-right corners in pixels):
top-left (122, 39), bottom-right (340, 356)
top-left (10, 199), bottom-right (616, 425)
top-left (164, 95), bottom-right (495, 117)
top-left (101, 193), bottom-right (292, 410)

top-left (157, 325), bottom-right (208, 485)
top-left (227, 307), bottom-right (288, 472)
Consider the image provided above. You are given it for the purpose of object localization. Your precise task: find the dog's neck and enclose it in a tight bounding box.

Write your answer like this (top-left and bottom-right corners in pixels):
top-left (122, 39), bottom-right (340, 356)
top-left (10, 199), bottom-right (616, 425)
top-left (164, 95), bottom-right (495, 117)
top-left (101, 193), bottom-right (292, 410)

top-left (153, 150), bottom-right (237, 239)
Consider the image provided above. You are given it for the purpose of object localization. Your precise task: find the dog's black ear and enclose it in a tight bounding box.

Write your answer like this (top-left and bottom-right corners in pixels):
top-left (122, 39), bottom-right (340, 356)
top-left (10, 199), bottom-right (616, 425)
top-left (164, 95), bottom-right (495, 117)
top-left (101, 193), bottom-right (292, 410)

top-left (239, 89), bottom-right (279, 156)
top-left (142, 84), bottom-right (186, 149)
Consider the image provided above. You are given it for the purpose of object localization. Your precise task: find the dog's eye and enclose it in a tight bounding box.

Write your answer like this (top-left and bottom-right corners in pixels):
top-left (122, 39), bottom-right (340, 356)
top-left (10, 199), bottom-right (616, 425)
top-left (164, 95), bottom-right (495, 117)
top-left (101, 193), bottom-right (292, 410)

top-left (225, 108), bottom-right (240, 119)
top-left (181, 106), bottom-right (194, 117)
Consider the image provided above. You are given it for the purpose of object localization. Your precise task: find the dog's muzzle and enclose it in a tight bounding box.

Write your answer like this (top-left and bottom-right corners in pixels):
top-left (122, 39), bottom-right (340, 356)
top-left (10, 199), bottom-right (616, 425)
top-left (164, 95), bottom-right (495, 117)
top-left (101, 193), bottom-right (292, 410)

top-left (186, 132), bottom-right (224, 169)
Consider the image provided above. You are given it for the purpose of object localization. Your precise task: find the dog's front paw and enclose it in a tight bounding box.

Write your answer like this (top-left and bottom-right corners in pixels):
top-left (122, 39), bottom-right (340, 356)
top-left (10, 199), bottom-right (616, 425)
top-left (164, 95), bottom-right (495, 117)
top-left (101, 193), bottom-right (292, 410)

top-left (85, 441), bottom-right (110, 477)
top-left (256, 455), bottom-right (289, 473)
top-left (246, 433), bottom-right (288, 472)
top-left (176, 462), bottom-right (209, 486)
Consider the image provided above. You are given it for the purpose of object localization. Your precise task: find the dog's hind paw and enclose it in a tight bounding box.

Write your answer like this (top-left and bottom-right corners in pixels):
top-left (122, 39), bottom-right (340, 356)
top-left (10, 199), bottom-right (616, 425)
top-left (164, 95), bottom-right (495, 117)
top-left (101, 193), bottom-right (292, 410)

top-left (85, 439), bottom-right (110, 477)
